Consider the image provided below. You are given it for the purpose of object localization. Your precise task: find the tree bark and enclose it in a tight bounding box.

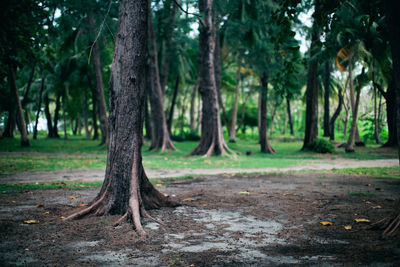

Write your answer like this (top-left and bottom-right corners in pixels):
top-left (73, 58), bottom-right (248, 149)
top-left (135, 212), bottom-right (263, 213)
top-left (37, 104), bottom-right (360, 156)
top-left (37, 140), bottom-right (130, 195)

top-left (381, 82), bottom-right (398, 147)
top-left (302, 1), bottom-right (321, 150)
top-left (286, 97), bottom-right (294, 136)
top-left (51, 89), bottom-right (61, 138)
top-left (329, 76), bottom-right (347, 141)
top-left (44, 93), bottom-right (54, 138)
top-left (189, 79), bottom-right (198, 131)
top-left (148, 7), bottom-right (175, 151)
top-left (191, 0), bottom-right (229, 156)
top-left (346, 66), bottom-right (364, 153)
top-left (160, 0), bottom-right (178, 95)
top-left (33, 71), bottom-right (45, 140)
top-left (82, 88), bottom-right (90, 139)
top-left (323, 61), bottom-right (330, 137)
top-left (65, 0), bottom-right (178, 235)
top-left (87, 71), bottom-right (99, 140)
top-left (167, 75), bottom-right (180, 133)
top-left (2, 102), bottom-right (16, 138)
top-left (88, 12), bottom-right (109, 145)
top-left (62, 89), bottom-right (68, 140)
top-left (229, 57), bottom-right (241, 142)
top-left (372, 71), bottom-right (382, 144)
top-left (259, 73), bottom-right (275, 153)
top-left (9, 63), bottom-right (29, 146)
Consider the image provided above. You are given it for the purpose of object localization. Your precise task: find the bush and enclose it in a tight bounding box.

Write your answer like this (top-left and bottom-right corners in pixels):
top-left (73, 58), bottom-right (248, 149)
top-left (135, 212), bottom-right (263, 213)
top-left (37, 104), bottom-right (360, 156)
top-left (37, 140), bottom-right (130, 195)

top-left (307, 138), bottom-right (335, 153)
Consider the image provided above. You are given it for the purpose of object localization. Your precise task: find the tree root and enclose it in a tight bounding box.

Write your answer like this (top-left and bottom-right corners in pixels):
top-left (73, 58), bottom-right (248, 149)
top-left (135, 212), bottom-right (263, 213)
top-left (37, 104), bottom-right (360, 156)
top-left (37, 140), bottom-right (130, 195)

top-left (371, 214), bottom-right (400, 238)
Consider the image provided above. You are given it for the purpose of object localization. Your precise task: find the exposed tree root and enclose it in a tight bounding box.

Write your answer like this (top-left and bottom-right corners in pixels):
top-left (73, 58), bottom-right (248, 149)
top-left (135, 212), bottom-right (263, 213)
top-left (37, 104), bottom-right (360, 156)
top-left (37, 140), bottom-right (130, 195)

top-left (371, 213), bottom-right (400, 238)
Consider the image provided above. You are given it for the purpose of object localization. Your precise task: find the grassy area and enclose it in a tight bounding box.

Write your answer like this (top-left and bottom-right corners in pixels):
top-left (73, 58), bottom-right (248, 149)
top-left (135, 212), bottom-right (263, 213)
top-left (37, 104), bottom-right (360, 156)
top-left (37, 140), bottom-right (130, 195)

top-left (0, 134), bottom-right (397, 174)
top-left (332, 167), bottom-right (400, 179)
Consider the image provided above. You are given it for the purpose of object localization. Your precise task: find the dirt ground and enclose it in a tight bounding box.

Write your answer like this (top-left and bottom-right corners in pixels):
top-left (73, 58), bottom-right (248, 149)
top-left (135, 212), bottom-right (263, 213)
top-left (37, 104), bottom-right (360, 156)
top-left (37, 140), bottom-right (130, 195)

top-left (1, 172), bottom-right (400, 266)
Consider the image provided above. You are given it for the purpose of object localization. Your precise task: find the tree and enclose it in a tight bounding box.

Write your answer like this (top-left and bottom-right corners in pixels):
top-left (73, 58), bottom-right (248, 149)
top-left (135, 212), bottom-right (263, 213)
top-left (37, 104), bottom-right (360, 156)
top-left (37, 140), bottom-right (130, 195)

top-left (65, 0), bottom-right (177, 234)
top-left (191, 0), bottom-right (230, 156)
top-left (259, 72), bottom-right (275, 153)
top-left (229, 56), bottom-right (242, 143)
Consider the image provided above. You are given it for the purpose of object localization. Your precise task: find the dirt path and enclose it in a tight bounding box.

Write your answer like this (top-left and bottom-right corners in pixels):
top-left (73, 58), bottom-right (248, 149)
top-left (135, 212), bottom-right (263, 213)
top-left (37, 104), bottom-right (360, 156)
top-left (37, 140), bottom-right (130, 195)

top-left (0, 158), bottom-right (398, 183)
top-left (1, 172), bottom-right (399, 266)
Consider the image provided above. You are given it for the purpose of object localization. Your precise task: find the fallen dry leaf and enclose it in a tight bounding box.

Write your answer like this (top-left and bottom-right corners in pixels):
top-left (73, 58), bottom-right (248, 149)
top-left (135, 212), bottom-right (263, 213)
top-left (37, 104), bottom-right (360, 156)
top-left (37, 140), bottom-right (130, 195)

top-left (35, 203), bottom-right (44, 208)
top-left (163, 193), bottom-right (169, 197)
top-left (43, 211), bottom-right (50, 214)
top-left (79, 203), bottom-right (88, 207)
top-left (182, 198), bottom-right (196, 202)
top-left (354, 218), bottom-right (370, 223)
top-left (344, 225), bottom-right (352, 230)
top-left (283, 192), bottom-right (291, 196)
top-left (371, 205), bottom-right (382, 209)
top-left (70, 196), bottom-right (77, 199)
top-left (320, 221), bottom-right (333, 226)
top-left (24, 220), bottom-right (39, 224)
top-left (60, 216), bottom-right (65, 219)
top-left (239, 191), bottom-right (250, 195)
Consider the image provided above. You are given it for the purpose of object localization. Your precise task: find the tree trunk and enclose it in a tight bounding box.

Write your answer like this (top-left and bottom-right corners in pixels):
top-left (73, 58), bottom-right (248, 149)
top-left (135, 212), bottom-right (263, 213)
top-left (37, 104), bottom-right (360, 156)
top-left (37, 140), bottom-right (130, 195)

top-left (372, 72), bottom-right (382, 144)
top-left (9, 63), bottom-right (29, 146)
top-left (88, 12), bottom-right (109, 145)
top-left (160, 0), bottom-right (178, 95)
top-left (236, 85), bottom-right (253, 132)
top-left (144, 90), bottom-right (152, 140)
top-left (329, 76), bottom-right (346, 141)
top-left (148, 7), bottom-right (175, 151)
top-left (87, 72), bottom-right (99, 140)
top-left (301, 3), bottom-right (321, 150)
top-left (62, 89), bottom-right (68, 140)
top-left (33, 71), bottom-right (45, 140)
top-left (22, 64), bottom-right (35, 134)
top-left (51, 89), bottom-right (61, 138)
top-left (65, 0), bottom-right (178, 235)
top-left (167, 75), bottom-right (180, 133)
top-left (44, 94), bottom-right (53, 138)
top-left (382, 82), bottom-right (398, 147)
top-left (2, 103), bottom-right (16, 138)
top-left (191, 0), bottom-right (229, 156)
top-left (323, 61), bottom-right (330, 137)
top-left (259, 73), bottom-right (275, 153)
top-left (229, 57), bottom-right (241, 142)
top-left (82, 88), bottom-right (90, 139)
top-left (286, 97), bottom-right (294, 136)
top-left (189, 79), bottom-right (198, 131)
top-left (346, 66), bottom-right (364, 153)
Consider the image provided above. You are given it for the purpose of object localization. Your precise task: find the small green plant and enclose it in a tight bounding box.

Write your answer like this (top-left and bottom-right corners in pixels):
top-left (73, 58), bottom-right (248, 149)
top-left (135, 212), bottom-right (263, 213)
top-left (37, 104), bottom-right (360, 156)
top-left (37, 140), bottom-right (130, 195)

top-left (306, 138), bottom-right (335, 153)
top-left (348, 191), bottom-right (376, 197)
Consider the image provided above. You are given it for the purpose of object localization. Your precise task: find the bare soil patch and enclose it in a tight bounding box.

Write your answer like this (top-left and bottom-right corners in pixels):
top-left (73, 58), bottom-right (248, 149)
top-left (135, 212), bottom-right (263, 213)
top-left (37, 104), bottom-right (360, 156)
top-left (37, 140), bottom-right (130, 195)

top-left (1, 172), bottom-right (399, 266)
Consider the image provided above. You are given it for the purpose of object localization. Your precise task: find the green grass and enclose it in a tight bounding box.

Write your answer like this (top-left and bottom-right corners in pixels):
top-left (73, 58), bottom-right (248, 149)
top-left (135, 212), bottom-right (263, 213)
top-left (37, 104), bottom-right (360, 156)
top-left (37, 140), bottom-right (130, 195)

top-left (332, 167), bottom-right (400, 179)
top-left (347, 191), bottom-right (376, 197)
top-left (0, 134), bottom-right (397, 174)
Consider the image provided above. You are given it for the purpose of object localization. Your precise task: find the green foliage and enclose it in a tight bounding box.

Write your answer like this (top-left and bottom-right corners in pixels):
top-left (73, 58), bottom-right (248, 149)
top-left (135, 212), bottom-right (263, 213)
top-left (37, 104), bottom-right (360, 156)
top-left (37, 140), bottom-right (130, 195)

top-left (305, 138), bottom-right (335, 153)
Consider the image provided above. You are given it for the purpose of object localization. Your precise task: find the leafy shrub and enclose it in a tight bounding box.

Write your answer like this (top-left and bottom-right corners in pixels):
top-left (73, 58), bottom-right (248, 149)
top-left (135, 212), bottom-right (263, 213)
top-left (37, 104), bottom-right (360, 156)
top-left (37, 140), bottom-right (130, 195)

top-left (307, 138), bottom-right (335, 153)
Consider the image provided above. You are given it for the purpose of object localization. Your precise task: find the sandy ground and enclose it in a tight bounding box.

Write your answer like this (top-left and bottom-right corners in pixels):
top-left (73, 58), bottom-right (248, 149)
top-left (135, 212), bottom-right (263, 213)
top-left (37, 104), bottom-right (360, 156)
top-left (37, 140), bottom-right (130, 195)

top-left (0, 172), bottom-right (399, 266)
top-left (0, 158), bottom-right (398, 183)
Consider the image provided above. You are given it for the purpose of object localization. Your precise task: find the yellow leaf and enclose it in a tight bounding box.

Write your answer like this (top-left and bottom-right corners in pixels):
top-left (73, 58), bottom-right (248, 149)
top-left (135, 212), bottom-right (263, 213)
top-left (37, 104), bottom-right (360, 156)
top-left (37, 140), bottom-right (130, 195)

top-left (163, 193), bottom-right (169, 197)
top-left (320, 221), bottom-right (333, 226)
top-left (354, 218), bottom-right (370, 223)
top-left (79, 203), bottom-right (88, 207)
top-left (35, 203), bottom-right (44, 208)
top-left (70, 196), bottom-right (77, 199)
top-left (344, 225), bottom-right (352, 230)
top-left (182, 198), bottom-right (196, 202)
top-left (24, 220), bottom-right (39, 224)
top-left (155, 183), bottom-right (165, 188)
top-left (364, 201), bottom-right (372, 204)
top-left (44, 211), bottom-right (50, 214)
top-left (280, 50), bottom-right (285, 56)
top-left (60, 216), bottom-right (65, 219)
top-left (283, 192), bottom-right (291, 196)
top-left (239, 191), bottom-right (250, 195)
top-left (371, 205), bottom-right (382, 209)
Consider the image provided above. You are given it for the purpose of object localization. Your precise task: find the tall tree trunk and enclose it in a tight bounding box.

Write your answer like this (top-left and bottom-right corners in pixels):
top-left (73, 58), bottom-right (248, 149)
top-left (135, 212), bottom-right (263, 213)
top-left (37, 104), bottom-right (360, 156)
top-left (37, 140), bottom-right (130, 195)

top-left (346, 66), bottom-right (364, 152)
top-left (33, 71), bottom-right (45, 140)
top-left (381, 82), bottom-right (398, 147)
top-left (189, 79), bottom-right (198, 131)
top-left (329, 76), bottom-right (347, 141)
top-left (52, 89), bottom-right (61, 138)
top-left (144, 90), bottom-right (152, 140)
top-left (191, 0), bottom-right (229, 156)
top-left (44, 93), bottom-right (54, 138)
top-left (286, 97), bottom-right (294, 136)
top-left (9, 64), bottom-right (29, 146)
top-left (82, 88), bottom-right (90, 139)
top-left (160, 0), bottom-right (178, 95)
top-left (259, 73), bottom-right (275, 153)
top-left (88, 12), bottom-right (109, 145)
top-left (87, 71), bottom-right (99, 140)
top-left (269, 105), bottom-right (277, 137)
top-left (372, 71), bottom-right (382, 144)
top-left (323, 61), bottom-right (330, 137)
top-left (148, 7), bottom-right (175, 151)
top-left (236, 85), bottom-right (253, 132)
top-left (64, 0), bottom-right (178, 235)
top-left (167, 75), bottom-right (180, 133)
top-left (214, 26), bottom-right (228, 128)
top-left (302, 1), bottom-right (321, 150)
top-left (62, 89), bottom-right (68, 140)
top-left (2, 104), bottom-right (16, 138)
top-left (22, 64), bottom-right (35, 134)
top-left (229, 57), bottom-right (241, 143)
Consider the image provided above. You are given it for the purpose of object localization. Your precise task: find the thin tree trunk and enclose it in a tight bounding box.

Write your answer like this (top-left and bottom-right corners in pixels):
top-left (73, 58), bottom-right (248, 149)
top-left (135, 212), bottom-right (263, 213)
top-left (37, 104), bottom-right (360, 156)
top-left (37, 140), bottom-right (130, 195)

top-left (330, 76), bottom-right (347, 141)
top-left (259, 73), bottom-right (275, 153)
top-left (9, 63), bottom-right (29, 146)
top-left (167, 75), bottom-right (180, 133)
top-left (144, 90), bottom-right (152, 140)
top-left (346, 66), bottom-right (364, 152)
top-left (323, 61), bottom-right (330, 137)
top-left (2, 104), bottom-right (16, 138)
top-left (191, 0), bottom-right (229, 156)
top-left (148, 7), bottom-right (175, 151)
top-left (87, 72), bottom-right (99, 140)
top-left (286, 97), bottom-right (294, 136)
top-left (62, 89), bottom-right (68, 140)
top-left (189, 79), bottom-right (198, 131)
top-left (88, 12), bottom-right (109, 145)
top-left (372, 71), bottom-right (382, 144)
top-left (236, 85), bottom-right (253, 132)
top-left (65, 0), bottom-right (178, 235)
top-left (160, 0), bottom-right (178, 95)
top-left (44, 93), bottom-right (54, 138)
top-left (22, 64), bottom-right (35, 134)
top-left (82, 88), bottom-right (90, 139)
top-left (33, 71), bottom-right (45, 140)
top-left (229, 57), bottom-right (241, 142)
top-left (51, 89), bottom-right (61, 138)
top-left (269, 105), bottom-right (277, 137)
top-left (302, 1), bottom-right (321, 150)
